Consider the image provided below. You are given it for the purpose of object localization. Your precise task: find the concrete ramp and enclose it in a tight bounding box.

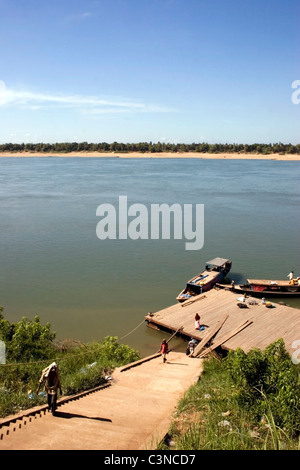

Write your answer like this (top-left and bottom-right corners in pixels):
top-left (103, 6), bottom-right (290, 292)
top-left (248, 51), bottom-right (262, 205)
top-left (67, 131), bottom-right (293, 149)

top-left (0, 352), bottom-right (203, 450)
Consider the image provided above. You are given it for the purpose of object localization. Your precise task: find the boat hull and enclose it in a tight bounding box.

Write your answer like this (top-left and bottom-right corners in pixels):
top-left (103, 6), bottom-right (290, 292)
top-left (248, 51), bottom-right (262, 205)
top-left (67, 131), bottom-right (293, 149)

top-left (234, 284), bottom-right (300, 297)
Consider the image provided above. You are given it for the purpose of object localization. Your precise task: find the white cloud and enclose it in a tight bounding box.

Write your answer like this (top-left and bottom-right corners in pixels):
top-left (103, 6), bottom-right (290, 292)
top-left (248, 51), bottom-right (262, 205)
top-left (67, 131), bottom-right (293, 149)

top-left (0, 80), bottom-right (175, 114)
top-left (66, 11), bottom-right (93, 22)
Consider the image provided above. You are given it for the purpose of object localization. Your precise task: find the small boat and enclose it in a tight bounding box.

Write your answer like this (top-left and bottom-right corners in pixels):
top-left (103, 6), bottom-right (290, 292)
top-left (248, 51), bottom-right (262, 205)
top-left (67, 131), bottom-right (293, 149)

top-left (233, 278), bottom-right (300, 297)
top-left (176, 257), bottom-right (232, 302)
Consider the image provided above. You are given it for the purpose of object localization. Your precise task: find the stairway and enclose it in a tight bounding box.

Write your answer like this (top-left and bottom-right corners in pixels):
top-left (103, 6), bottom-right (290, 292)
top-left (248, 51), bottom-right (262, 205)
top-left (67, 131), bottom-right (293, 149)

top-left (0, 351), bottom-right (203, 450)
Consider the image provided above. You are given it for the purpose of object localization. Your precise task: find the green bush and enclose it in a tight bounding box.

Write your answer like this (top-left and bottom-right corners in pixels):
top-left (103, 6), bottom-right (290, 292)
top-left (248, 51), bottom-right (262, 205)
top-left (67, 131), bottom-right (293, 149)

top-left (225, 339), bottom-right (300, 435)
top-left (63, 363), bottom-right (106, 395)
top-left (98, 336), bottom-right (140, 365)
top-left (160, 341), bottom-right (300, 450)
top-left (0, 311), bottom-right (56, 362)
top-left (0, 308), bottom-right (140, 418)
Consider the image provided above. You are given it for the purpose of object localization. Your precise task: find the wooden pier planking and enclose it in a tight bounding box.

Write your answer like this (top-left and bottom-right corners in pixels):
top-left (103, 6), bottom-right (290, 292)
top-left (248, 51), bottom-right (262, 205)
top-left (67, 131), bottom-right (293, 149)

top-left (145, 288), bottom-right (300, 356)
top-left (198, 319), bottom-right (253, 358)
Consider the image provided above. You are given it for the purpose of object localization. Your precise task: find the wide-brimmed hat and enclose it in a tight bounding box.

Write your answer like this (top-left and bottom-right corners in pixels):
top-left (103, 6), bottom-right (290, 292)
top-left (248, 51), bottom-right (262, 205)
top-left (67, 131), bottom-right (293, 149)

top-left (42, 362), bottom-right (58, 377)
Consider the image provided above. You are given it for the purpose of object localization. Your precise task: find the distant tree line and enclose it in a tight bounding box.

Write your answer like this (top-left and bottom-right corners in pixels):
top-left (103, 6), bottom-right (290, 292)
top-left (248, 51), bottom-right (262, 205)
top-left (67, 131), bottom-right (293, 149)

top-left (0, 141), bottom-right (299, 154)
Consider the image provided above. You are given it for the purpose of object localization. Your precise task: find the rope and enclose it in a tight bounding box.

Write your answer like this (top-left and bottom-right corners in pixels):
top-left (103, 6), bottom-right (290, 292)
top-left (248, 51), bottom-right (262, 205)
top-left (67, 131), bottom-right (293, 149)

top-left (0, 347), bottom-right (101, 368)
top-left (0, 319), bottom-right (147, 368)
top-left (119, 319), bottom-right (146, 341)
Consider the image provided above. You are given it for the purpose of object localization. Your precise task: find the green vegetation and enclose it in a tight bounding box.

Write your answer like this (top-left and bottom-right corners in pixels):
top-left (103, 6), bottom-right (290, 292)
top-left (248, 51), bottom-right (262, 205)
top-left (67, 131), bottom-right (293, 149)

top-left (159, 340), bottom-right (300, 450)
top-left (0, 308), bottom-right (140, 418)
top-left (1, 307), bottom-right (300, 451)
top-left (0, 141), bottom-right (299, 155)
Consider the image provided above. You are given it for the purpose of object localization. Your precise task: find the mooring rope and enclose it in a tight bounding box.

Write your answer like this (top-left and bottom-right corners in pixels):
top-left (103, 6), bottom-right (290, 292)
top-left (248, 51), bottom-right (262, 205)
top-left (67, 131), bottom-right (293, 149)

top-left (119, 319), bottom-right (146, 341)
top-left (0, 319), bottom-right (148, 368)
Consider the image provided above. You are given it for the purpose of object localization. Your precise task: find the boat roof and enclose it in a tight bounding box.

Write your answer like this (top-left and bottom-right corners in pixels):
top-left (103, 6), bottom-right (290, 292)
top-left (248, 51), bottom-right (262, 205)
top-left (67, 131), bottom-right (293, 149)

top-left (206, 257), bottom-right (231, 267)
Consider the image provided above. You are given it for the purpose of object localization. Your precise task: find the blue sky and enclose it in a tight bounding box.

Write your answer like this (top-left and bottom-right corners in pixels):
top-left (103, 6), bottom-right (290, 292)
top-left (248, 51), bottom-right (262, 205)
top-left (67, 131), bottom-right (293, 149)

top-left (0, 0), bottom-right (299, 144)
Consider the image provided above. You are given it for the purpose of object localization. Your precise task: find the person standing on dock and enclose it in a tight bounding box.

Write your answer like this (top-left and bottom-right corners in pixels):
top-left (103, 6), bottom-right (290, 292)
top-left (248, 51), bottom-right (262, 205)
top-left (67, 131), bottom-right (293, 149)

top-left (287, 271), bottom-right (294, 284)
top-left (160, 339), bottom-right (169, 363)
top-left (195, 313), bottom-right (201, 330)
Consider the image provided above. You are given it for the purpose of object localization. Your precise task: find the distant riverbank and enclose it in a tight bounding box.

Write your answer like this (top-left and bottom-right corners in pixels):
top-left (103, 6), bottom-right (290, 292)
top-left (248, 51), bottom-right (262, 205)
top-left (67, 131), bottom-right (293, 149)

top-left (1, 151), bottom-right (300, 160)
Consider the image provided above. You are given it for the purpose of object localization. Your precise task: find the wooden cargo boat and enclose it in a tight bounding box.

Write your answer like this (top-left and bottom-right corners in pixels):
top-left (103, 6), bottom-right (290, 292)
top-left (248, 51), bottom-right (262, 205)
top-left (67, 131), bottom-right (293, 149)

top-left (176, 257), bottom-right (232, 302)
top-left (233, 278), bottom-right (300, 297)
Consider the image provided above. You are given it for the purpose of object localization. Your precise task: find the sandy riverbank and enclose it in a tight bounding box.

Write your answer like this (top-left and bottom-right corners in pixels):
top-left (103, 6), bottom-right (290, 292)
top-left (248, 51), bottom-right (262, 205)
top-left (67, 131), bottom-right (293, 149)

top-left (0, 151), bottom-right (299, 160)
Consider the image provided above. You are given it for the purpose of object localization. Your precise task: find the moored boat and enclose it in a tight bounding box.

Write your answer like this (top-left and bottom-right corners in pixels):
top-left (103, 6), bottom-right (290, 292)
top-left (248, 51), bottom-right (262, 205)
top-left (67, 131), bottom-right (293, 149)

top-left (232, 278), bottom-right (300, 297)
top-left (176, 257), bottom-right (232, 302)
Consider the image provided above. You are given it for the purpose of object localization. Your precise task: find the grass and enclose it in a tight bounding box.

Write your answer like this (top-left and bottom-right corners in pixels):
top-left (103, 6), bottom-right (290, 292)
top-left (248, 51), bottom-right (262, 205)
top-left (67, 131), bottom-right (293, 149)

top-left (158, 357), bottom-right (300, 451)
top-left (1, 329), bottom-right (299, 451)
top-left (0, 336), bottom-right (140, 418)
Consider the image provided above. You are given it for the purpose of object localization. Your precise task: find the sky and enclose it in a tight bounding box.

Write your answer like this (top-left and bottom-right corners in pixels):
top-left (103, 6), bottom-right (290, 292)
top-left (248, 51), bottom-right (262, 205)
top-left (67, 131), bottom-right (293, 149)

top-left (0, 0), bottom-right (299, 145)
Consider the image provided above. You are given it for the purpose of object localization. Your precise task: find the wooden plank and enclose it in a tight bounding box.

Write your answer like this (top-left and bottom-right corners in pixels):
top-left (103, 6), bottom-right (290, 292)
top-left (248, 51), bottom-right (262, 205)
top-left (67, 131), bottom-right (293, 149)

top-left (166, 326), bottom-right (184, 345)
top-left (198, 319), bottom-right (253, 358)
top-left (192, 314), bottom-right (229, 357)
top-left (181, 294), bottom-right (206, 307)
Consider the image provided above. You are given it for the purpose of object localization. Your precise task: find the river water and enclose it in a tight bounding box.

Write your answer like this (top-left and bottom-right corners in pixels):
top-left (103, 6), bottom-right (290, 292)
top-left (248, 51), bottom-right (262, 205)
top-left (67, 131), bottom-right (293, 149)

top-left (0, 157), bottom-right (299, 356)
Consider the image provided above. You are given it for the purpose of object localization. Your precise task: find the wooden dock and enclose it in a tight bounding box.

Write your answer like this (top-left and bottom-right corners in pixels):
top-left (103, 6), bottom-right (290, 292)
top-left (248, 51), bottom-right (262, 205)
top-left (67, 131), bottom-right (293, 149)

top-left (145, 287), bottom-right (300, 356)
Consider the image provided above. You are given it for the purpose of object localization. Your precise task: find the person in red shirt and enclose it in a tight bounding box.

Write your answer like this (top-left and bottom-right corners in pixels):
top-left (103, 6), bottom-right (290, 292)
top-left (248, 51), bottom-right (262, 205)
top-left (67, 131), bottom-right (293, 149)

top-left (160, 339), bottom-right (169, 363)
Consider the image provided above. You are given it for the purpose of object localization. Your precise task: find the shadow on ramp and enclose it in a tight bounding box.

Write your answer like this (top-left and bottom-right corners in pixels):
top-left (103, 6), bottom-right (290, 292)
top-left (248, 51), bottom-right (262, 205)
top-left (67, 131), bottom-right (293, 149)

top-left (54, 411), bottom-right (112, 422)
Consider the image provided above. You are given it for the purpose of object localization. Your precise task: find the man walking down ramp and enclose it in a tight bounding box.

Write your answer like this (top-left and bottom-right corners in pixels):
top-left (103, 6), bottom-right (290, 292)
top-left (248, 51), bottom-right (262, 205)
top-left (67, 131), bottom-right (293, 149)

top-left (0, 352), bottom-right (202, 450)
